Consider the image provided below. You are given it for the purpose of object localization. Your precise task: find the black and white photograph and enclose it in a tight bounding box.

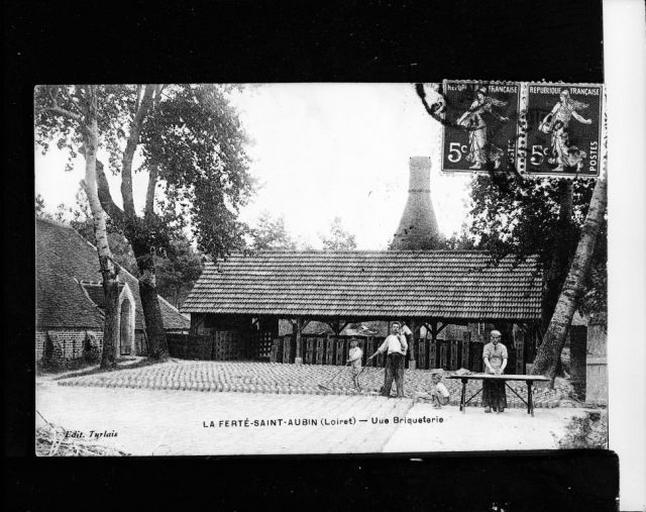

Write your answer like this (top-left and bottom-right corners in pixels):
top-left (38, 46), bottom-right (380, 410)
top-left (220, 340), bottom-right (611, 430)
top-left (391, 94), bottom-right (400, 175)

top-left (34, 82), bottom-right (610, 457)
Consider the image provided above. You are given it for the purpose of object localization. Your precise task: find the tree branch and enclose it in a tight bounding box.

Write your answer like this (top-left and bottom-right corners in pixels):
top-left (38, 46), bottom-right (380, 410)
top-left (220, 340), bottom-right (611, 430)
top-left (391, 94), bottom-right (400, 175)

top-left (45, 86), bottom-right (85, 122)
top-left (121, 84), bottom-right (155, 216)
top-left (143, 85), bottom-right (165, 219)
top-left (95, 159), bottom-right (126, 226)
top-left (41, 105), bottom-right (84, 123)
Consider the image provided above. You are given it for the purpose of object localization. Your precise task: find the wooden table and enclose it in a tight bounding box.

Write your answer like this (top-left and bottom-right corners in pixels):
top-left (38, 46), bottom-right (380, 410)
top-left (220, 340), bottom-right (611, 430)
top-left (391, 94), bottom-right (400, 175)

top-left (447, 373), bottom-right (551, 416)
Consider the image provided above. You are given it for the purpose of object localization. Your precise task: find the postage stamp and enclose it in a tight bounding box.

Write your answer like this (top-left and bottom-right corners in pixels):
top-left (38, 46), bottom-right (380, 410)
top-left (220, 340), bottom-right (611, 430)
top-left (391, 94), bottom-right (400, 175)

top-left (441, 80), bottom-right (520, 173)
top-left (524, 83), bottom-right (603, 177)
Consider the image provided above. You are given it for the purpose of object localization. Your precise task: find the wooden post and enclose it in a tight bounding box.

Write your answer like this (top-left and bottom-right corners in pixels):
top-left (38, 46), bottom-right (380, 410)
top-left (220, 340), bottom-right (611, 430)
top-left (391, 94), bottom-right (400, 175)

top-left (461, 331), bottom-right (471, 370)
top-left (450, 340), bottom-right (459, 370)
top-left (305, 337), bottom-right (314, 364)
top-left (324, 334), bottom-right (334, 365)
top-left (430, 320), bottom-right (438, 368)
top-left (408, 319), bottom-right (417, 370)
top-left (419, 335), bottom-right (427, 369)
top-left (294, 319), bottom-right (303, 365)
top-left (335, 337), bottom-right (345, 365)
top-left (514, 327), bottom-right (526, 375)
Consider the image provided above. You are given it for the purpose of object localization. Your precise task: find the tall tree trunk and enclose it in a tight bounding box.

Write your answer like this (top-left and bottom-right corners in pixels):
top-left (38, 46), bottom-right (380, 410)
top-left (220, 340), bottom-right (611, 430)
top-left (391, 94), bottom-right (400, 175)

top-left (83, 86), bottom-right (120, 369)
top-left (542, 180), bottom-right (576, 330)
top-left (130, 235), bottom-right (169, 360)
top-left (532, 174), bottom-right (607, 380)
top-left (541, 180), bottom-right (577, 377)
top-left (93, 85), bottom-right (168, 361)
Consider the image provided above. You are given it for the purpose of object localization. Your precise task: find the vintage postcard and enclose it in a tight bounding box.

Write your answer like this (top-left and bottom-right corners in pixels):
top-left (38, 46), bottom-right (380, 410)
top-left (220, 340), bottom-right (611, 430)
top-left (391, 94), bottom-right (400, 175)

top-left (34, 83), bottom-right (608, 457)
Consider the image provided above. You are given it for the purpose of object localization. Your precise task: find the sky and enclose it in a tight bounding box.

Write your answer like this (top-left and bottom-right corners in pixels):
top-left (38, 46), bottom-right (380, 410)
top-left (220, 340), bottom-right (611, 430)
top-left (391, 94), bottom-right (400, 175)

top-left (34, 83), bottom-right (472, 249)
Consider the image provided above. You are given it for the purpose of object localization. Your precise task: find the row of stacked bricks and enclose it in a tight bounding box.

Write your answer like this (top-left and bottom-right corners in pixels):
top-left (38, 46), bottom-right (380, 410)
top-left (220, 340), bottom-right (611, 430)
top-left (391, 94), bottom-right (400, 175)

top-left (271, 336), bottom-right (525, 373)
top-left (271, 336), bottom-right (472, 370)
top-left (271, 337), bottom-right (387, 367)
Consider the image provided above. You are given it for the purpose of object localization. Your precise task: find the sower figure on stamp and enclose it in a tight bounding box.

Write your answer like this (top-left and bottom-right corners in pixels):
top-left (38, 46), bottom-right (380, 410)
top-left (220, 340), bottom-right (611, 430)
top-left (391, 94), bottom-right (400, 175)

top-left (368, 322), bottom-right (408, 398)
top-left (456, 86), bottom-right (509, 170)
top-left (482, 330), bottom-right (508, 413)
top-left (539, 88), bottom-right (592, 172)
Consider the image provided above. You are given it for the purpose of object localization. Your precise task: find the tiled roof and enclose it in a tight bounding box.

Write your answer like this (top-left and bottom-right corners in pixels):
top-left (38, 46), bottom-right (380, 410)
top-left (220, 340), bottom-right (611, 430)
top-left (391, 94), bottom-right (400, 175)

top-left (36, 218), bottom-right (190, 331)
top-left (182, 251), bottom-right (542, 320)
top-left (82, 282), bottom-right (125, 310)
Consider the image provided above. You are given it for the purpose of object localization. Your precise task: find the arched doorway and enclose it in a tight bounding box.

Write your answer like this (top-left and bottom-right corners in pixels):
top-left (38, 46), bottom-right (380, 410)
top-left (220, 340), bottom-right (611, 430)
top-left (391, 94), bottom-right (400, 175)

top-left (117, 284), bottom-right (136, 356)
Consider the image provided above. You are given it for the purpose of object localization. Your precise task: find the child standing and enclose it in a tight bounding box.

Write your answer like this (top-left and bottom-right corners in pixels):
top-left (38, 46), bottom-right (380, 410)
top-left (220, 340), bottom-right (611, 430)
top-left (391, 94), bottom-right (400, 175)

top-left (415, 371), bottom-right (450, 408)
top-left (347, 340), bottom-right (364, 391)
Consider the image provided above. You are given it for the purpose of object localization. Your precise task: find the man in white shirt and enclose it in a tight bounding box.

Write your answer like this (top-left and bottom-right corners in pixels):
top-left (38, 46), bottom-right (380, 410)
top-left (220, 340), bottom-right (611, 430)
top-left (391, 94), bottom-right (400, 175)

top-left (368, 322), bottom-right (408, 398)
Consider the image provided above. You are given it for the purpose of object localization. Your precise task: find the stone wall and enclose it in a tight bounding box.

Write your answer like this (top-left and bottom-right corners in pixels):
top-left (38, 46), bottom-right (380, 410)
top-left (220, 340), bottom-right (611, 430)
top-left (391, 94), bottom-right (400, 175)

top-left (36, 329), bottom-right (148, 361)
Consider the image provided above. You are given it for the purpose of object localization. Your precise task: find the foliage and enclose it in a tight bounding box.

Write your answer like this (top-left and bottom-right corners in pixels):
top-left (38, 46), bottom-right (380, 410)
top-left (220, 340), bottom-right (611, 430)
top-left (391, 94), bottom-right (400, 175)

top-left (34, 84), bottom-right (254, 262)
top-left (83, 333), bottom-right (102, 364)
top-left (464, 175), bottom-right (607, 317)
top-left (138, 84), bottom-right (254, 259)
top-left (34, 195), bottom-right (67, 223)
top-left (154, 237), bottom-right (204, 308)
top-left (557, 412), bottom-right (608, 449)
top-left (247, 211), bottom-right (297, 251)
top-left (413, 82), bottom-right (607, 325)
top-left (320, 216), bottom-right (357, 251)
top-left (44, 186), bottom-right (203, 308)
top-left (64, 188), bottom-right (138, 274)
top-left (34, 85), bottom-right (131, 171)
top-left (35, 194), bottom-right (46, 216)
top-left (440, 227), bottom-right (477, 250)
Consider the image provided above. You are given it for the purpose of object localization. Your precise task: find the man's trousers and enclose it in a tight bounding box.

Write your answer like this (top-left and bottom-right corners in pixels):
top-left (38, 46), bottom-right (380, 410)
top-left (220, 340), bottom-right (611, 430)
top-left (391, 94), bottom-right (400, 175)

top-left (382, 353), bottom-right (405, 397)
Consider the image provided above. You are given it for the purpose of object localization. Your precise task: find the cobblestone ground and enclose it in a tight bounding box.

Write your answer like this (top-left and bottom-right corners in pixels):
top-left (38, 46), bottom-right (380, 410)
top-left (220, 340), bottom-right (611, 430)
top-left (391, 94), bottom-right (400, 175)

top-left (37, 378), bottom-right (587, 456)
top-left (58, 360), bottom-right (566, 408)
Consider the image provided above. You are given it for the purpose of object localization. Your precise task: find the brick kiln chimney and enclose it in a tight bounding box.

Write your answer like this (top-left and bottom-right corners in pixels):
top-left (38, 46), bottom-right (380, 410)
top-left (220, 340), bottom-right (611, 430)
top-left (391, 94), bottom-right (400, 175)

top-left (391, 156), bottom-right (442, 250)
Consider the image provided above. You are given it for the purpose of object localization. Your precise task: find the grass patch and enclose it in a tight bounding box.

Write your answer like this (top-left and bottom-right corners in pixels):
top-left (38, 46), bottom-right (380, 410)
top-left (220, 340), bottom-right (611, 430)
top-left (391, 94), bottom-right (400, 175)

top-left (558, 410), bottom-right (608, 449)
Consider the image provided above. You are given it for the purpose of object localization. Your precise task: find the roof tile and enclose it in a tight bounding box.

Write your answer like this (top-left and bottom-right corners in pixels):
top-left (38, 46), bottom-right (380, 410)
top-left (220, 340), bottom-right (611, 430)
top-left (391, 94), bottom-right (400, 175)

top-left (182, 251), bottom-right (542, 320)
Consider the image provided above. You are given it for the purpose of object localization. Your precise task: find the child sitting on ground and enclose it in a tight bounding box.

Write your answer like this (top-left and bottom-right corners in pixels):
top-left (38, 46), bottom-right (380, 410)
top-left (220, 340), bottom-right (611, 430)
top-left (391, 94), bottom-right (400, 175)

top-left (346, 340), bottom-right (364, 391)
top-left (415, 370), bottom-right (450, 408)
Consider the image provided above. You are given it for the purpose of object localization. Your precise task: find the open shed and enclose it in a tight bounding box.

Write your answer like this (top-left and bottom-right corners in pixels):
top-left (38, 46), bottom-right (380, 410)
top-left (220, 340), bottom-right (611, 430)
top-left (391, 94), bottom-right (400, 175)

top-left (181, 250), bottom-right (542, 372)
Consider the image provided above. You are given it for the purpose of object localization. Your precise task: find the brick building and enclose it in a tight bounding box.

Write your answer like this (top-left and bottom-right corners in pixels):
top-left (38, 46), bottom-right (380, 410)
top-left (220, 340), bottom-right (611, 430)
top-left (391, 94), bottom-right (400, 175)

top-left (36, 218), bottom-right (190, 361)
